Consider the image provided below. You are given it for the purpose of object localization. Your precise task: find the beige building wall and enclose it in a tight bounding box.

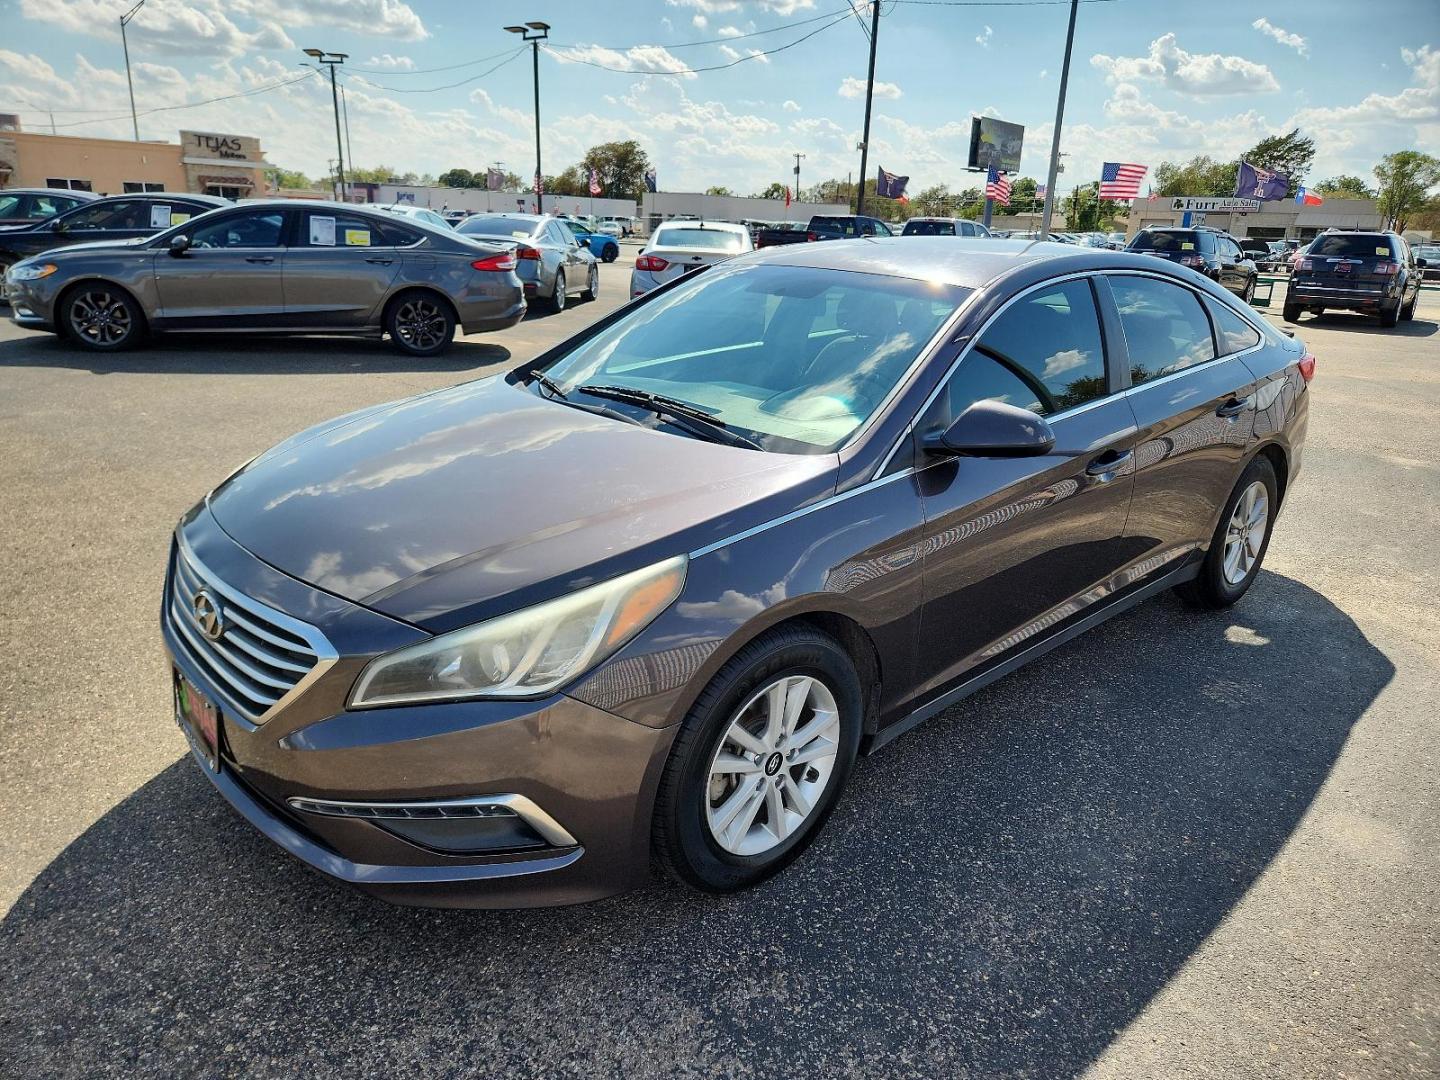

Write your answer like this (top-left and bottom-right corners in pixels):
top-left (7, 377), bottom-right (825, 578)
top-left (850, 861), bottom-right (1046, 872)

top-left (1, 129), bottom-right (269, 197)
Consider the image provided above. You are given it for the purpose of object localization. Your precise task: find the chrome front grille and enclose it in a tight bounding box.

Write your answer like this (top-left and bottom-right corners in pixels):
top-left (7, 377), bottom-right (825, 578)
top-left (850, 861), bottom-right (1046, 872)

top-left (167, 538), bottom-right (335, 723)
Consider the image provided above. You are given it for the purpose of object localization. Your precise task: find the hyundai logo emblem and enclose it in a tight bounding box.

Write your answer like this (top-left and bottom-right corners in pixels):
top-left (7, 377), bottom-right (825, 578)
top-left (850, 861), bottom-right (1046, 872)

top-left (191, 589), bottom-right (225, 641)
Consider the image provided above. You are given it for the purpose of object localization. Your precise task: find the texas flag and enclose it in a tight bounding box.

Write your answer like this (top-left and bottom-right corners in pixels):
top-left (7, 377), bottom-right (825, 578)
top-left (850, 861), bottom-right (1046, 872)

top-left (1295, 186), bottom-right (1324, 206)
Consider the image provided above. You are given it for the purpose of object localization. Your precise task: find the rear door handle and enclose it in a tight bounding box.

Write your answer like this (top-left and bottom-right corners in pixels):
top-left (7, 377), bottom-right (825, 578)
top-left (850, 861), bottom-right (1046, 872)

top-left (1216, 396), bottom-right (1252, 418)
top-left (1086, 449), bottom-right (1133, 477)
top-left (244, 255), bottom-right (275, 264)
top-left (365, 257), bottom-right (394, 265)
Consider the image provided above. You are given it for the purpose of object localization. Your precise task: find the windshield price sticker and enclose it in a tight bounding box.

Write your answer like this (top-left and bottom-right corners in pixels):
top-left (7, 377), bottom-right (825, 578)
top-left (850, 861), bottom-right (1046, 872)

top-left (344, 229), bottom-right (371, 247)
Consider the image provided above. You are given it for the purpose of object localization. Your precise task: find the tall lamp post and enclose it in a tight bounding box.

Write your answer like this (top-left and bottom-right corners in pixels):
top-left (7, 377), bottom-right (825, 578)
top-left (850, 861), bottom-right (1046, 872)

top-left (304, 48), bottom-right (349, 201)
top-left (792, 152), bottom-right (806, 202)
top-left (504, 22), bottom-right (550, 210)
top-left (120, 0), bottom-right (146, 141)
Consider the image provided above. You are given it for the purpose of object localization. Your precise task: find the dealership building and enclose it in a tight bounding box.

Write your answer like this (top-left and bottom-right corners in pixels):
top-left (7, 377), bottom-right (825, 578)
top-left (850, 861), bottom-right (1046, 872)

top-left (1125, 195), bottom-right (1383, 241)
top-left (0, 119), bottom-right (272, 199)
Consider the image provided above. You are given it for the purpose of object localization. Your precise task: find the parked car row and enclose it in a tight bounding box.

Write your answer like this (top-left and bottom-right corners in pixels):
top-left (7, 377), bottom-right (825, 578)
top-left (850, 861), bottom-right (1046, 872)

top-left (4, 197), bottom-right (613, 353)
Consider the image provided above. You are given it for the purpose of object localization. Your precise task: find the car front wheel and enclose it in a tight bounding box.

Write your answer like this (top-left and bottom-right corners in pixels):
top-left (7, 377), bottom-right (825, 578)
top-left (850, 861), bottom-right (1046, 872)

top-left (581, 264), bottom-right (598, 302)
top-left (602, 245), bottom-right (618, 263)
top-left (653, 626), bottom-right (863, 893)
top-left (62, 284), bottom-right (145, 351)
top-left (1176, 455), bottom-right (1278, 609)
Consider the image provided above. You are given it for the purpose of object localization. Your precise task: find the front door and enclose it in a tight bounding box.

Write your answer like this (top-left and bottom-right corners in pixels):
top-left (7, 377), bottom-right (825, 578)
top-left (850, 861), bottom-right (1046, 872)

top-left (284, 210), bottom-right (403, 327)
top-left (151, 208), bottom-right (288, 327)
top-left (913, 276), bottom-right (1140, 702)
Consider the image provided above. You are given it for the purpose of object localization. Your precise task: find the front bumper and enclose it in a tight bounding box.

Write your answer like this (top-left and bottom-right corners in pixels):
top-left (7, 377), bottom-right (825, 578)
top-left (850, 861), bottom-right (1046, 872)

top-left (5, 277), bottom-right (57, 330)
top-left (162, 509), bottom-right (677, 908)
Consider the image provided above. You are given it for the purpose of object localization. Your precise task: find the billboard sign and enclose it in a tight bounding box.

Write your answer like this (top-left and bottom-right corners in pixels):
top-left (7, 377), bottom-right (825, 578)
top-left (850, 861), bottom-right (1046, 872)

top-left (967, 117), bottom-right (1024, 174)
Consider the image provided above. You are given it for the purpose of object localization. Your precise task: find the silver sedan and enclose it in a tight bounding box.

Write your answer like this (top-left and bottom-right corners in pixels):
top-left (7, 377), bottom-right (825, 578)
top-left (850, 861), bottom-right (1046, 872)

top-left (456, 213), bottom-right (598, 314)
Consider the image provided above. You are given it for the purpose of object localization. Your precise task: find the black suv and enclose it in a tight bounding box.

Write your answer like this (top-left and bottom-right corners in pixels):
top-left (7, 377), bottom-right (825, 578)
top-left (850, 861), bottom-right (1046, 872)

top-left (1286, 230), bottom-right (1424, 327)
top-left (1127, 227), bottom-right (1259, 303)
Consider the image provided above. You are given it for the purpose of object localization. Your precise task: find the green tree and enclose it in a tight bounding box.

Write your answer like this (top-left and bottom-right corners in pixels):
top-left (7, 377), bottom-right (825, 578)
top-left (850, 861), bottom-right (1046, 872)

top-left (347, 163), bottom-right (401, 183)
top-left (754, 182), bottom-right (788, 200)
top-left (437, 168), bottom-right (476, 189)
top-left (1010, 176), bottom-right (1039, 211)
top-left (705, 185), bottom-right (736, 197)
top-left (265, 166), bottom-right (312, 190)
top-left (1374, 151), bottom-right (1440, 232)
top-left (1243, 129), bottom-right (1316, 195)
top-left (1153, 155), bottom-right (1235, 198)
top-left (911, 183), bottom-right (951, 217)
top-left (544, 165), bottom-right (586, 198)
top-left (1314, 175), bottom-right (1376, 199)
top-left (579, 140), bottom-right (652, 201)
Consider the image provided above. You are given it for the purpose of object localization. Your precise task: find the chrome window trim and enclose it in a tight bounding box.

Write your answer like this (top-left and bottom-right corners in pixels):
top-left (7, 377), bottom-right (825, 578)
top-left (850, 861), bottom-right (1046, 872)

top-left (174, 531), bottom-right (339, 727)
top-left (285, 793), bottom-right (578, 848)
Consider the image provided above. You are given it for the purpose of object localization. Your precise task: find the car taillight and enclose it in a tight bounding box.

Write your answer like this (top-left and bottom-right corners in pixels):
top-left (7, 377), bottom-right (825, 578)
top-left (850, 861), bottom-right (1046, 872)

top-left (805, 232), bottom-right (818, 242)
top-left (470, 252), bottom-right (517, 272)
top-left (635, 254), bottom-right (669, 272)
top-left (1297, 258), bottom-right (1313, 272)
top-left (1179, 254), bottom-right (1205, 268)
top-left (515, 246), bottom-right (541, 261)
top-left (1297, 351), bottom-right (1316, 383)
top-left (1373, 261), bottom-right (1398, 276)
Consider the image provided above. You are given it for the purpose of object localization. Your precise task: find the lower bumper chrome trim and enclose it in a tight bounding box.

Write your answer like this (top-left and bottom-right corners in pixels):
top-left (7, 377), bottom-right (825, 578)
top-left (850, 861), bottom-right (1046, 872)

top-left (286, 793), bottom-right (579, 848)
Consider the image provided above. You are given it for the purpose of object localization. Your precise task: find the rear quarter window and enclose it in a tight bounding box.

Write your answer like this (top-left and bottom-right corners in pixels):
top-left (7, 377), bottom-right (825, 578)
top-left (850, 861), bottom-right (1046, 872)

top-left (1204, 296), bottom-right (1262, 356)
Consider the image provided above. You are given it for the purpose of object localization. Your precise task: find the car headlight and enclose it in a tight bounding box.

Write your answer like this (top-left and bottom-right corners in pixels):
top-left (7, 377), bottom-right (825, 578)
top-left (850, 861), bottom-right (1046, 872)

top-left (348, 555), bottom-right (687, 708)
top-left (9, 263), bottom-right (57, 281)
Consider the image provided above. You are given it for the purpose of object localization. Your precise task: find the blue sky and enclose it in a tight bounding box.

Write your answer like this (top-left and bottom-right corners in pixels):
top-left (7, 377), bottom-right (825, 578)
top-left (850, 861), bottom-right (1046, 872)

top-left (2, 0), bottom-right (1436, 195)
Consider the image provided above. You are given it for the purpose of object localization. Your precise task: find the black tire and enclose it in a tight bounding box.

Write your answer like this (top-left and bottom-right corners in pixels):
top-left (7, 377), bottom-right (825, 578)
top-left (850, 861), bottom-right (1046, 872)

top-left (581, 263), bottom-right (599, 302)
top-left (1379, 300), bottom-right (1400, 328)
top-left (546, 269), bottom-right (567, 313)
top-left (1400, 292), bottom-right (1417, 321)
top-left (1175, 455), bottom-right (1278, 610)
top-left (1283, 300), bottom-right (1301, 323)
top-left (385, 291), bottom-right (455, 356)
top-left (0, 257), bottom-right (13, 307)
top-left (602, 245), bottom-right (618, 263)
top-left (653, 625), bottom-right (864, 893)
top-left (60, 282), bottom-right (146, 351)
top-left (1241, 277), bottom-right (1255, 305)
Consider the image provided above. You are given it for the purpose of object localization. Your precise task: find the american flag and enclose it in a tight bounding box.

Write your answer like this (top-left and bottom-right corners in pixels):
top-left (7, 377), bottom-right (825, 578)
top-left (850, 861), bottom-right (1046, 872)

top-left (1099, 161), bottom-right (1147, 200)
top-left (588, 167), bottom-right (602, 196)
top-left (1036, 183), bottom-right (1047, 200)
top-left (985, 165), bottom-right (1011, 206)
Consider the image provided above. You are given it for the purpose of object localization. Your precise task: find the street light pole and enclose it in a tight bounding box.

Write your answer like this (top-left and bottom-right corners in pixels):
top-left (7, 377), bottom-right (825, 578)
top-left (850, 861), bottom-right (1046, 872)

top-left (1040, 0), bottom-right (1079, 240)
top-left (120, 0), bottom-right (147, 141)
top-left (793, 152), bottom-right (806, 202)
top-left (505, 22), bottom-right (551, 210)
top-left (854, 0), bottom-right (881, 215)
top-left (304, 49), bottom-right (349, 201)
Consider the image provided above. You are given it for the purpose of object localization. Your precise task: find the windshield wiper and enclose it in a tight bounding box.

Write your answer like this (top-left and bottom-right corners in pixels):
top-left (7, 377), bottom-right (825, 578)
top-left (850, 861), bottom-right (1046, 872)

top-left (576, 384), bottom-right (763, 450)
top-left (526, 370), bottom-right (568, 399)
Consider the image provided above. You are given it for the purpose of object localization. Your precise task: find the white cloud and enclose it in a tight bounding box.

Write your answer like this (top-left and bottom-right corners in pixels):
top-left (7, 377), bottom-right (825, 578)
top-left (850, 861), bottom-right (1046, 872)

top-left (838, 76), bottom-right (901, 100)
top-left (664, 0), bottom-right (741, 13)
top-left (1091, 33), bottom-right (1279, 97)
top-left (364, 54), bottom-right (414, 71)
top-left (16, 0), bottom-right (293, 57)
top-left (756, 0), bottom-right (817, 12)
top-left (551, 43), bottom-right (697, 80)
top-left (783, 99), bottom-right (801, 112)
top-left (1252, 18), bottom-right (1308, 58)
top-left (717, 25), bottom-right (744, 38)
top-left (693, 14), bottom-right (708, 29)
top-left (719, 44), bottom-right (770, 65)
top-left (231, 0), bottom-right (428, 41)
top-left (976, 25), bottom-right (993, 48)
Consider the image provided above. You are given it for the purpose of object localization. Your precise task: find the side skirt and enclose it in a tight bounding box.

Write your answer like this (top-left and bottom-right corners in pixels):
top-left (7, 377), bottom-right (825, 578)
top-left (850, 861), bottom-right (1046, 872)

top-left (865, 558), bottom-right (1201, 755)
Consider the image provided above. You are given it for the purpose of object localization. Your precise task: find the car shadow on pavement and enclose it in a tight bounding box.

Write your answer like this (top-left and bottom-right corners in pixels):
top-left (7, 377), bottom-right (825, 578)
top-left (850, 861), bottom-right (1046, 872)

top-left (0, 572), bottom-right (1392, 1079)
top-left (0, 330), bottom-right (510, 375)
top-left (1285, 312), bottom-right (1438, 337)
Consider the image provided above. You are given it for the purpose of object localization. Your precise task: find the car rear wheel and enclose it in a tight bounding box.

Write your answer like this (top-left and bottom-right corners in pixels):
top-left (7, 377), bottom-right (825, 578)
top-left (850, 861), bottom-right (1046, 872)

top-left (653, 626), bottom-right (862, 893)
top-left (386, 292), bottom-right (455, 356)
top-left (61, 284), bottom-right (145, 351)
top-left (1241, 278), bottom-right (1255, 305)
top-left (547, 270), bottom-right (566, 313)
top-left (1400, 293), bottom-right (1417, 321)
top-left (1175, 455), bottom-right (1278, 610)
top-left (1283, 300), bottom-right (1301, 322)
top-left (581, 264), bottom-right (599, 302)
top-left (1379, 300), bottom-right (1401, 328)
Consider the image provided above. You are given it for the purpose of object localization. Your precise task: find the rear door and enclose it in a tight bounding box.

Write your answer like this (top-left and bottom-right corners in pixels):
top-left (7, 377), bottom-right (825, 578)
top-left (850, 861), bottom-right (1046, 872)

top-left (1106, 273), bottom-right (1260, 568)
top-left (548, 220), bottom-right (586, 291)
top-left (285, 209), bottom-right (403, 327)
top-left (912, 275), bottom-right (1140, 701)
top-left (151, 207), bottom-right (288, 327)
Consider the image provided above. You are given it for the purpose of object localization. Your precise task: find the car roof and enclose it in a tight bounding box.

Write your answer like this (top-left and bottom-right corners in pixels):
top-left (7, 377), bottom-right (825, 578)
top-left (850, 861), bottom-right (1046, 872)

top-left (746, 235), bottom-right (1180, 290)
top-left (3, 187), bottom-right (102, 200)
top-left (656, 219), bottom-right (747, 232)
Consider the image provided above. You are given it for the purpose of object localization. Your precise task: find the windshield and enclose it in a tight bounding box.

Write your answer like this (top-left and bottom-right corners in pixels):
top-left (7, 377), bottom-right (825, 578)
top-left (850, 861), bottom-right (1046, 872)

top-left (458, 216), bottom-right (539, 240)
top-left (535, 264), bottom-right (966, 453)
top-left (654, 227), bottom-right (745, 251)
top-left (1131, 230), bottom-right (1211, 253)
top-left (902, 220), bottom-right (957, 236)
top-left (1308, 234), bottom-right (1396, 258)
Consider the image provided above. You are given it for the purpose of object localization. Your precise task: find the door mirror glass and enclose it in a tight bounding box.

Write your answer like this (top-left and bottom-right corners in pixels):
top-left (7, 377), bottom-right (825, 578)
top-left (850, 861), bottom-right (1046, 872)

top-left (927, 399), bottom-right (1056, 457)
top-left (1418, 258), bottom-right (1428, 268)
top-left (168, 233), bottom-right (192, 255)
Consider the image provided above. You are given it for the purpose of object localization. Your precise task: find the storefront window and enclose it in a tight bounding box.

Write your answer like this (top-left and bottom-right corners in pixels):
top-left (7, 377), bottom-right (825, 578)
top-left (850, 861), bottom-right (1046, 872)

top-left (123, 181), bottom-right (166, 193)
top-left (45, 178), bottom-right (93, 192)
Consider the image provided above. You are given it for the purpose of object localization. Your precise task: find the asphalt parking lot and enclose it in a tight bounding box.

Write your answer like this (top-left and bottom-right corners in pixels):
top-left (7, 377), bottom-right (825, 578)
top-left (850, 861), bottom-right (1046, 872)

top-left (0, 259), bottom-right (1436, 1079)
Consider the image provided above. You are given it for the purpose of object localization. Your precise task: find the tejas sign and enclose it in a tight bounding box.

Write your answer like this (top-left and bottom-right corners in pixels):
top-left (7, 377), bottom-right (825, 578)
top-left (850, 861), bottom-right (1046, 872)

top-left (191, 133), bottom-right (248, 160)
top-left (1170, 197), bottom-right (1262, 212)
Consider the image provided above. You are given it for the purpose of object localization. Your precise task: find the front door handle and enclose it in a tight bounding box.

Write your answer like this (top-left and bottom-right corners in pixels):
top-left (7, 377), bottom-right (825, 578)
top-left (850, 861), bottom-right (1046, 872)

top-left (365, 257), bottom-right (394, 265)
top-left (245, 255), bottom-right (275, 264)
top-left (1215, 396), bottom-right (1252, 418)
top-left (1086, 448), bottom-right (1133, 477)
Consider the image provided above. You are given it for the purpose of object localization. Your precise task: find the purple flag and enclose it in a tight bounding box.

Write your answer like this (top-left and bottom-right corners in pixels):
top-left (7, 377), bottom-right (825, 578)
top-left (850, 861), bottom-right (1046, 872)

top-left (1236, 160), bottom-right (1289, 201)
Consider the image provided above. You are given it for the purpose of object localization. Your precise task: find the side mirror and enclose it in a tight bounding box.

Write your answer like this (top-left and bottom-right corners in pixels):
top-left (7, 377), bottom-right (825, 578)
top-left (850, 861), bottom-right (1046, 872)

top-left (925, 399), bottom-right (1056, 457)
top-left (168, 233), bottom-right (192, 256)
top-left (1417, 258), bottom-right (1428, 268)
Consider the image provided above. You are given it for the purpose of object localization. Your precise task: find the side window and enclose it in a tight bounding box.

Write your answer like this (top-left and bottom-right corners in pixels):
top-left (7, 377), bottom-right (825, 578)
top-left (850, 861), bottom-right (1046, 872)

top-left (302, 212), bottom-right (383, 248)
top-left (64, 201), bottom-right (142, 230)
top-left (874, 219), bottom-right (894, 237)
top-left (386, 222), bottom-right (423, 246)
top-left (949, 278), bottom-right (1109, 418)
top-left (190, 211), bottom-right (286, 249)
top-left (550, 222), bottom-right (573, 246)
top-left (1111, 276), bottom-right (1217, 384)
top-left (1204, 296), bottom-right (1262, 356)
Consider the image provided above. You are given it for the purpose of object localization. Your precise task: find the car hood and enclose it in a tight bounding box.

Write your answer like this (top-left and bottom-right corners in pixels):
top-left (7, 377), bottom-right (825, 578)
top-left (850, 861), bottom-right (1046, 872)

top-left (207, 377), bottom-right (835, 632)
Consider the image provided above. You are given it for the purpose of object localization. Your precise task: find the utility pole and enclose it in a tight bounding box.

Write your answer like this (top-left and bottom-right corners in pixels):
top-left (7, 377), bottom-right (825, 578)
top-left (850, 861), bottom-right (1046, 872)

top-left (120, 0), bottom-right (146, 140)
top-left (1040, 0), bottom-right (1079, 239)
top-left (340, 85), bottom-right (355, 186)
top-left (793, 152), bottom-right (806, 202)
top-left (854, 0), bottom-right (880, 215)
top-left (304, 49), bottom-right (349, 201)
top-left (505, 22), bottom-right (551, 210)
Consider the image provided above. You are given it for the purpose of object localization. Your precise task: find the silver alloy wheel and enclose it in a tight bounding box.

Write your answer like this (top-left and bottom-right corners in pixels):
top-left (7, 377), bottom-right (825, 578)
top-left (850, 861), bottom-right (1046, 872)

top-left (393, 297), bottom-right (448, 351)
top-left (1222, 479), bottom-right (1269, 585)
top-left (68, 288), bottom-right (133, 346)
top-left (553, 270), bottom-right (566, 311)
top-left (588, 265), bottom-right (599, 296)
top-left (0, 261), bottom-right (11, 304)
top-left (704, 674), bottom-right (840, 857)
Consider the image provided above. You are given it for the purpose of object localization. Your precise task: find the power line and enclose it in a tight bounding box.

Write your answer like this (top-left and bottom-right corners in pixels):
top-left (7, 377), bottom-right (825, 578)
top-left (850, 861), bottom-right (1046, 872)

top-left (345, 47), bottom-right (527, 93)
top-left (20, 70), bottom-right (319, 131)
top-left (890, 0), bottom-right (1120, 6)
top-left (544, 12), bottom-right (855, 76)
top-left (349, 46), bottom-right (523, 76)
top-left (552, 5), bottom-right (856, 50)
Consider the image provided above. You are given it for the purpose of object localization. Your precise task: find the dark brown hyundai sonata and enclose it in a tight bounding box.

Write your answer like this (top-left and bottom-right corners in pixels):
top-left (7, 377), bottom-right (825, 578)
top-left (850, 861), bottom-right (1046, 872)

top-left (161, 237), bottom-right (1312, 907)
